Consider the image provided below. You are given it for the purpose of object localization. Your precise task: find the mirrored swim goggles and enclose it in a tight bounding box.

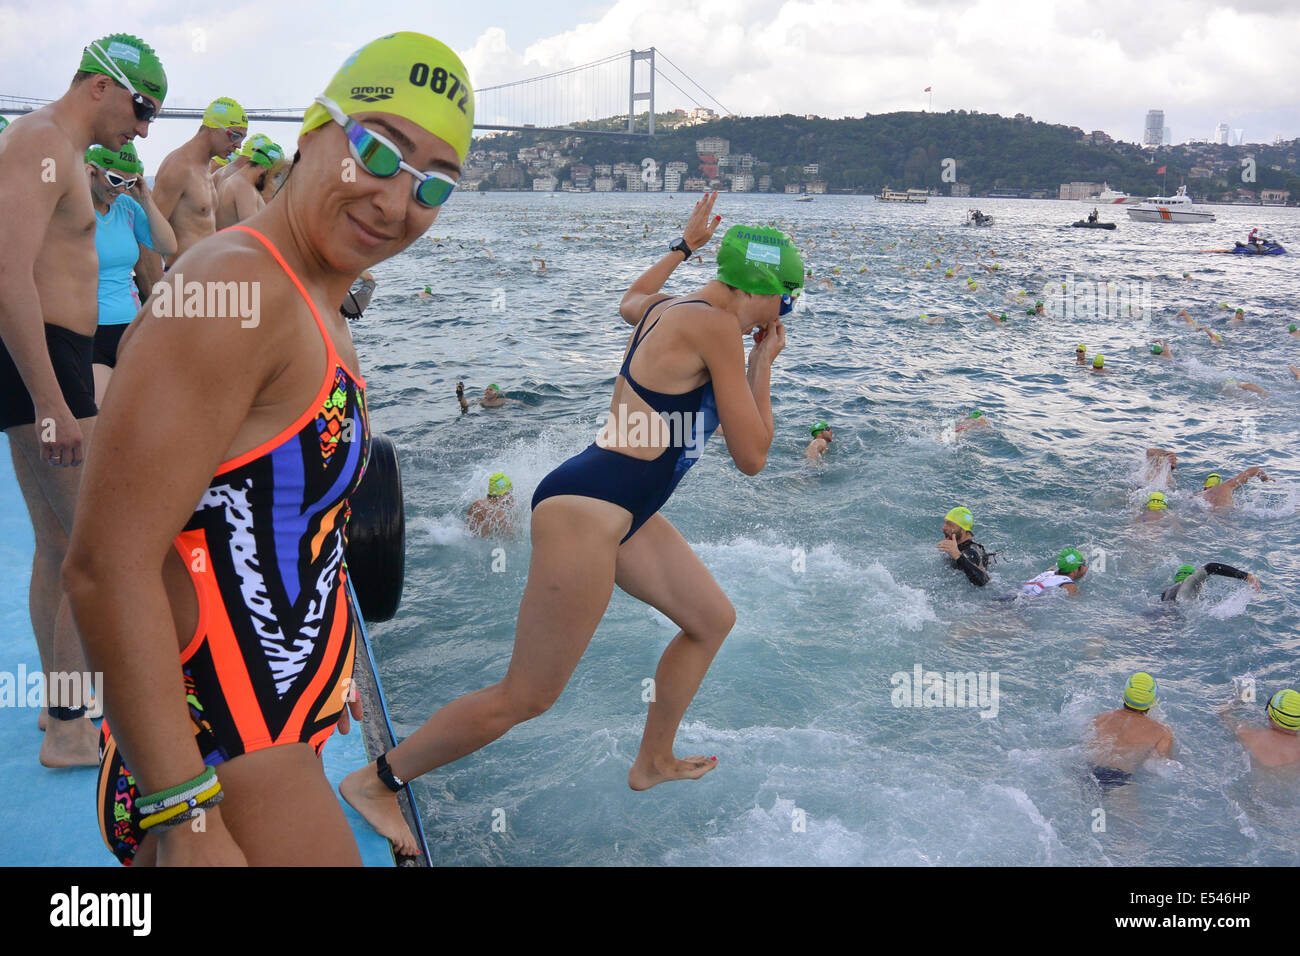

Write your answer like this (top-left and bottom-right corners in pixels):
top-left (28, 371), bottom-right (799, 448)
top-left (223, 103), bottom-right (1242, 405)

top-left (313, 96), bottom-right (458, 208)
top-left (85, 42), bottom-right (158, 123)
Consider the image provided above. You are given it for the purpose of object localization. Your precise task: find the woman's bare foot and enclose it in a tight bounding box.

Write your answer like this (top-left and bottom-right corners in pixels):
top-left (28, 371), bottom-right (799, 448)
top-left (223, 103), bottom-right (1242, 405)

top-left (340, 763), bottom-right (420, 857)
top-left (628, 754), bottom-right (717, 791)
top-left (38, 716), bottom-right (100, 767)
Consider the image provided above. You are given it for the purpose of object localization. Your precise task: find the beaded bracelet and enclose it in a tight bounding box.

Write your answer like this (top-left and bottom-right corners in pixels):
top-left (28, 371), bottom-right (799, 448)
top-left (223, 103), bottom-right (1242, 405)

top-left (139, 779), bottom-right (223, 832)
top-left (138, 766), bottom-right (218, 816)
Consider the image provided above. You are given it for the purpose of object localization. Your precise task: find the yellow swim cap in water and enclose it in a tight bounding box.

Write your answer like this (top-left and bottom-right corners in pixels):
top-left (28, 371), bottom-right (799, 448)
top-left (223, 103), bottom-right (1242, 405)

top-left (1092, 355), bottom-right (1104, 368)
top-left (1266, 689), bottom-right (1300, 732)
top-left (301, 32), bottom-right (475, 162)
top-left (944, 506), bottom-right (973, 532)
top-left (1204, 473), bottom-right (1222, 489)
top-left (1146, 491), bottom-right (1167, 510)
top-left (203, 97), bottom-right (247, 129)
top-left (487, 472), bottom-right (512, 497)
top-left (1124, 672), bottom-right (1158, 711)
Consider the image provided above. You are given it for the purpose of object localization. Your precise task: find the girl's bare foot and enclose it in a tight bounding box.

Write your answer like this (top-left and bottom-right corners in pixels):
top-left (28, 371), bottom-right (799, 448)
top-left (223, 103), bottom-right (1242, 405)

top-left (340, 763), bottom-right (420, 857)
top-left (628, 754), bottom-right (717, 791)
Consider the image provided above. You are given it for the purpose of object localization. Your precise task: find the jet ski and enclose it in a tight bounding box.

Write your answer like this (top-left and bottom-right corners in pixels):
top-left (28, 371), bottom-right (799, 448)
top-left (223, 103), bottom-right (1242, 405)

top-left (1230, 240), bottom-right (1286, 255)
top-left (1071, 219), bottom-right (1116, 229)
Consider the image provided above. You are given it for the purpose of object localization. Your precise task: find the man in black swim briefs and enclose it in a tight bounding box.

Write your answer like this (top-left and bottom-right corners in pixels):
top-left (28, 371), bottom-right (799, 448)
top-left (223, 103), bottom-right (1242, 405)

top-left (0, 33), bottom-right (166, 767)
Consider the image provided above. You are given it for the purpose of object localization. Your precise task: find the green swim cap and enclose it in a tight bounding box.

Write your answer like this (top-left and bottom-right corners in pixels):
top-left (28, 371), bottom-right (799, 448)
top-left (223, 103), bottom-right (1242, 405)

top-left (1266, 689), bottom-right (1300, 732)
top-left (945, 506), bottom-right (973, 532)
top-left (1173, 564), bottom-right (1196, 583)
top-left (1092, 355), bottom-right (1104, 368)
top-left (1035, 300), bottom-right (1044, 308)
top-left (1290, 324), bottom-right (1297, 333)
top-left (80, 34), bottom-right (167, 104)
top-left (1150, 343), bottom-right (1162, 354)
top-left (999, 312), bottom-right (1008, 321)
top-left (1124, 672), bottom-right (1158, 711)
top-left (970, 410), bottom-right (982, 419)
top-left (1057, 547), bottom-right (1085, 573)
top-left (1204, 473), bottom-right (1222, 489)
top-left (716, 224), bottom-right (804, 296)
top-left (487, 472), bottom-right (512, 497)
top-left (249, 141), bottom-right (284, 168)
top-left (85, 142), bottom-right (143, 174)
top-left (301, 32), bottom-right (476, 163)
top-left (810, 420), bottom-right (830, 438)
top-left (1146, 491), bottom-right (1167, 511)
top-left (202, 97), bottom-right (247, 130)
top-left (239, 132), bottom-right (273, 159)
top-left (0, 116), bottom-right (8, 134)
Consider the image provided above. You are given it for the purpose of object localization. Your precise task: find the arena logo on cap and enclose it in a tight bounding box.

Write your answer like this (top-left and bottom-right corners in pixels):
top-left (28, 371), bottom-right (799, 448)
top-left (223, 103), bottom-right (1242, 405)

top-left (351, 86), bottom-right (395, 103)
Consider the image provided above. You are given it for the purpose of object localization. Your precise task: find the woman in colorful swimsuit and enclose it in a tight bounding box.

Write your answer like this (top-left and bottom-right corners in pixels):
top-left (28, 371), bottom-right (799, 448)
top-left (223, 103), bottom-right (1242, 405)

top-left (63, 33), bottom-right (473, 865)
top-left (343, 194), bottom-right (803, 855)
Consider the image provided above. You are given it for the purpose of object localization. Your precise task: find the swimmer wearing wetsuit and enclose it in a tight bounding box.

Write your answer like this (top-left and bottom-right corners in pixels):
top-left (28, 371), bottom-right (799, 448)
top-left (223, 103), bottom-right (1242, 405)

top-left (1088, 672), bottom-right (1173, 790)
top-left (937, 506), bottom-right (990, 586)
top-left (343, 195), bottom-right (803, 857)
top-left (1160, 562), bottom-right (1258, 601)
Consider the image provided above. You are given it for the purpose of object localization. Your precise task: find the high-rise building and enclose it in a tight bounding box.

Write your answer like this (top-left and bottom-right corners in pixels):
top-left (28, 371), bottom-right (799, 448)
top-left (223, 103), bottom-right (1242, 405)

top-left (1162, 127), bottom-right (1172, 146)
top-left (1213, 123), bottom-right (1230, 145)
top-left (1143, 109), bottom-right (1164, 146)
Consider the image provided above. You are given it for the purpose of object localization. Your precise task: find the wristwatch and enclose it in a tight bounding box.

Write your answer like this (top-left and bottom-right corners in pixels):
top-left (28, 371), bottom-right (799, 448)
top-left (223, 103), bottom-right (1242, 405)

top-left (669, 238), bottom-right (692, 261)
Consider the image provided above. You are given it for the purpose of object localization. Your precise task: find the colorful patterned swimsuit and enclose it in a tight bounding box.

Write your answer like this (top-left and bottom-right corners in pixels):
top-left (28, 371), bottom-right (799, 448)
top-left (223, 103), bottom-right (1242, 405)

top-left (97, 226), bottom-right (371, 864)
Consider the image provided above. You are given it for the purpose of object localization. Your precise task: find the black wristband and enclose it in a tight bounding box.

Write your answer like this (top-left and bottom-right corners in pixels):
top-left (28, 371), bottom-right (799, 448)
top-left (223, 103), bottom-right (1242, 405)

top-left (376, 751), bottom-right (405, 792)
top-left (669, 238), bottom-right (691, 261)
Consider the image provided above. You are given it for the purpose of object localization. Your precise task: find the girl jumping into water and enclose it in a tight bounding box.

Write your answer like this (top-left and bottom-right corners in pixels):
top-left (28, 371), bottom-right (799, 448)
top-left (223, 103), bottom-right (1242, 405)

top-left (344, 192), bottom-right (803, 854)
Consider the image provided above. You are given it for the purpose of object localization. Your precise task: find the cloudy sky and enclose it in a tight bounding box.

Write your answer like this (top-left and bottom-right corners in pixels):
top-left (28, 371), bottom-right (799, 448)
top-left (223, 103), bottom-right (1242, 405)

top-left (2, 0), bottom-right (1296, 169)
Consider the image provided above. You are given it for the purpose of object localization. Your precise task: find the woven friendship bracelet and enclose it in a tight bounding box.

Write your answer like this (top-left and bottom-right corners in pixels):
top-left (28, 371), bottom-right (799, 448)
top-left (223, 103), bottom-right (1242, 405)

top-left (139, 781), bottom-right (223, 831)
top-left (137, 766), bottom-right (218, 816)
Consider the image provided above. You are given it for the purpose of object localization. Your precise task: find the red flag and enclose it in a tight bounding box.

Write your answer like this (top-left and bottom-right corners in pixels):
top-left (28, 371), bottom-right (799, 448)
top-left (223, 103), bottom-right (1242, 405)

top-left (924, 86), bottom-right (932, 92)
top-left (1157, 166), bottom-right (1166, 174)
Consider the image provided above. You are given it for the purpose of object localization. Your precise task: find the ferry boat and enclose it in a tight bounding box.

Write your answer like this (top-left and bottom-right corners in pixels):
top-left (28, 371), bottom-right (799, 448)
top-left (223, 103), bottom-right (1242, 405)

top-left (1126, 186), bottom-right (1216, 223)
top-left (876, 188), bottom-right (928, 203)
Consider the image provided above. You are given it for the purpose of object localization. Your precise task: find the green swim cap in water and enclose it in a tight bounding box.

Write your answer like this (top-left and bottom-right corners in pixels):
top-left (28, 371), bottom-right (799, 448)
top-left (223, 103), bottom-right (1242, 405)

top-left (301, 32), bottom-right (476, 162)
top-left (1124, 672), bottom-right (1158, 711)
top-left (1266, 689), bottom-right (1300, 731)
top-left (487, 472), bottom-right (512, 497)
top-left (85, 142), bottom-right (143, 174)
top-left (1150, 343), bottom-right (1163, 354)
top-left (716, 224), bottom-right (804, 296)
top-left (810, 420), bottom-right (830, 437)
top-left (1173, 564), bottom-right (1196, 583)
top-left (999, 312), bottom-right (1008, 321)
top-left (1290, 324), bottom-right (1297, 333)
top-left (970, 410), bottom-right (983, 419)
top-left (1057, 547), bottom-right (1085, 573)
top-left (944, 506), bottom-right (973, 532)
top-left (80, 34), bottom-right (168, 104)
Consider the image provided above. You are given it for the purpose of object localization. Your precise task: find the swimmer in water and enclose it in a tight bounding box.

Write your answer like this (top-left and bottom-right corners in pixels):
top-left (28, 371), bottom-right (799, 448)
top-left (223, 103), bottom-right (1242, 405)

top-left (1222, 688), bottom-right (1300, 768)
top-left (1025, 300), bottom-right (1045, 316)
top-left (1090, 354), bottom-right (1110, 373)
top-left (467, 472), bottom-right (516, 536)
top-left (1224, 378), bottom-right (1267, 396)
top-left (1289, 323), bottom-right (1298, 338)
top-left (1075, 344), bottom-right (1088, 365)
top-left (1196, 467), bottom-right (1274, 508)
top-left (1020, 548), bottom-right (1088, 597)
top-left (954, 410), bottom-right (988, 435)
top-left (531, 256), bottom-right (546, 273)
top-left (937, 506), bottom-right (990, 587)
top-left (985, 310), bottom-right (1009, 323)
top-left (1230, 307), bottom-right (1245, 324)
top-left (1149, 340), bottom-right (1173, 360)
top-left (457, 381), bottom-right (524, 412)
top-left (1138, 491), bottom-right (1169, 523)
top-left (1160, 561), bottom-right (1258, 602)
top-left (805, 421), bottom-right (832, 459)
top-left (1144, 447), bottom-right (1178, 487)
top-left (345, 196), bottom-right (799, 855)
top-left (1088, 673), bottom-right (1174, 790)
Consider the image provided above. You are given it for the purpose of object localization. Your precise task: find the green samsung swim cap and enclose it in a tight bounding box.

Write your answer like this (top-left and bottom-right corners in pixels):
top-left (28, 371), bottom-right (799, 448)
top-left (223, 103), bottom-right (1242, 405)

top-left (301, 32), bottom-right (476, 162)
top-left (249, 141), bottom-right (284, 168)
top-left (85, 142), bottom-right (143, 174)
top-left (1266, 689), bottom-right (1300, 732)
top-left (1057, 547), bottom-right (1085, 573)
top-left (1173, 564), bottom-right (1196, 583)
top-left (80, 34), bottom-right (168, 104)
top-left (945, 506), bottom-right (973, 532)
top-left (239, 132), bottom-right (273, 159)
top-left (0, 116), bottom-right (8, 134)
top-left (716, 224), bottom-right (804, 296)
top-left (487, 472), bottom-right (512, 497)
top-left (810, 421), bottom-right (830, 437)
top-left (1124, 672), bottom-right (1158, 711)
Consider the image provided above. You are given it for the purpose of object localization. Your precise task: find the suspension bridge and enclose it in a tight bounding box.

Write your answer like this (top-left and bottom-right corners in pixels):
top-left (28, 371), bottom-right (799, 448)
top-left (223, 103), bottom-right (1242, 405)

top-left (0, 48), bottom-right (730, 138)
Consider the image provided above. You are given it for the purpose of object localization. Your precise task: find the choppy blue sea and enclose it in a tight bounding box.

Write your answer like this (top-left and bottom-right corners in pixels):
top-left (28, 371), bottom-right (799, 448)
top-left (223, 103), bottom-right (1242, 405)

top-left (356, 193), bottom-right (1297, 864)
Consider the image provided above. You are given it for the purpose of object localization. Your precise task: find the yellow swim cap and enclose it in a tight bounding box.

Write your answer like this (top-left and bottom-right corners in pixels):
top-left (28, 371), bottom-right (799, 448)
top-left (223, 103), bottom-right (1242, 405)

top-left (944, 506), bottom-right (973, 532)
top-left (202, 97), bottom-right (248, 129)
top-left (1266, 689), bottom-right (1300, 732)
top-left (1146, 492), bottom-right (1167, 511)
top-left (301, 32), bottom-right (475, 162)
top-left (1203, 473), bottom-right (1222, 489)
top-left (487, 472), bottom-right (512, 498)
top-left (1124, 672), bottom-right (1158, 711)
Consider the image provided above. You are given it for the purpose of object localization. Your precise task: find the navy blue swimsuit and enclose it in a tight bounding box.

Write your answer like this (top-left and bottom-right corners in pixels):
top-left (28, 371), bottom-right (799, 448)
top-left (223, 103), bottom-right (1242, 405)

top-left (532, 299), bottom-right (720, 543)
